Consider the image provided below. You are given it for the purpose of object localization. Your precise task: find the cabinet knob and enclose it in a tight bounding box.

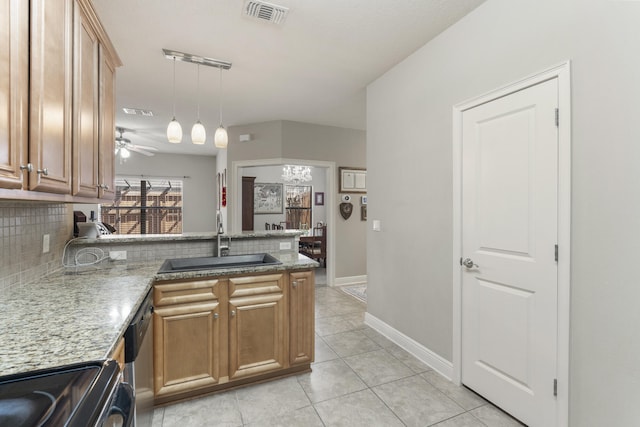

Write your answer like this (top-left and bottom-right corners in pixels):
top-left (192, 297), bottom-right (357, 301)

top-left (37, 168), bottom-right (48, 176)
top-left (230, 310), bottom-right (236, 317)
top-left (97, 184), bottom-right (110, 190)
top-left (213, 312), bottom-right (219, 319)
top-left (292, 281), bottom-right (298, 288)
top-left (19, 164), bottom-right (33, 173)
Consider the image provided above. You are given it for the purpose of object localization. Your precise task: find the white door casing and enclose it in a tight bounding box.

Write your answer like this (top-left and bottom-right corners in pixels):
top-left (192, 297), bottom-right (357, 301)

top-left (452, 62), bottom-right (571, 427)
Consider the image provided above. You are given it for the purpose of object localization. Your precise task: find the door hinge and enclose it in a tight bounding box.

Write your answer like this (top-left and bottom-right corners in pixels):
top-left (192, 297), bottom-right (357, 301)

top-left (555, 108), bottom-right (559, 127)
top-left (553, 378), bottom-right (558, 396)
top-left (555, 244), bottom-right (558, 262)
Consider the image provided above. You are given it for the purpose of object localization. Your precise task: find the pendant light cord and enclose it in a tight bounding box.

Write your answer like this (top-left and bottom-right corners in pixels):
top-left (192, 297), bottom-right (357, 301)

top-left (172, 57), bottom-right (177, 118)
top-left (196, 65), bottom-right (201, 120)
top-left (219, 67), bottom-right (223, 126)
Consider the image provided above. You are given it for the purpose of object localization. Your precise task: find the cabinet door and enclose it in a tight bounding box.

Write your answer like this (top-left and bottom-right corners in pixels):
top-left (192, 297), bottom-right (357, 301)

top-left (229, 292), bottom-right (286, 380)
top-left (0, 0), bottom-right (28, 189)
top-left (72, 2), bottom-right (99, 197)
top-left (153, 302), bottom-right (222, 399)
top-left (29, 0), bottom-right (73, 194)
top-left (289, 270), bottom-right (315, 365)
top-left (98, 45), bottom-right (116, 199)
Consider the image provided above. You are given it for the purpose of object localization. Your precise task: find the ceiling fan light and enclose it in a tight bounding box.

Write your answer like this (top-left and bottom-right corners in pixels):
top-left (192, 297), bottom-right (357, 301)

top-left (191, 121), bottom-right (206, 145)
top-left (120, 147), bottom-right (131, 159)
top-left (214, 125), bottom-right (228, 148)
top-left (167, 118), bottom-right (182, 143)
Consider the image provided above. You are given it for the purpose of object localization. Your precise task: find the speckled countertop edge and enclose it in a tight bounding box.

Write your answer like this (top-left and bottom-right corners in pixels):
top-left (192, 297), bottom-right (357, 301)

top-left (72, 230), bottom-right (305, 245)
top-left (0, 253), bottom-right (317, 377)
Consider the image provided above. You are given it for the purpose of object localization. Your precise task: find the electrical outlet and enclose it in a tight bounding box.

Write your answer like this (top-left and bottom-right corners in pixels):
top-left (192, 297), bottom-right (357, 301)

top-left (279, 241), bottom-right (292, 250)
top-left (109, 251), bottom-right (127, 260)
top-left (42, 234), bottom-right (50, 253)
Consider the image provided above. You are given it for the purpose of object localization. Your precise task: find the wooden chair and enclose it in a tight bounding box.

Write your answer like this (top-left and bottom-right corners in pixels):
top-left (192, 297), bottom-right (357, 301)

top-left (265, 222), bottom-right (271, 230)
top-left (299, 225), bottom-right (326, 267)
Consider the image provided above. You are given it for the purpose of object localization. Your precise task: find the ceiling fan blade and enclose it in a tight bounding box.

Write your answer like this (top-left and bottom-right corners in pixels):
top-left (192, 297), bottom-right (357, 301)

top-left (115, 136), bottom-right (131, 144)
top-left (130, 144), bottom-right (159, 152)
top-left (128, 146), bottom-right (155, 156)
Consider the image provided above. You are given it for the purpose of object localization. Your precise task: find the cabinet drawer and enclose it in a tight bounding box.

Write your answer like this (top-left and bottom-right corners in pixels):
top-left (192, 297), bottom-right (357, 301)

top-left (228, 273), bottom-right (284, 298)
top-left (154, 279), bottom-right (220, 306)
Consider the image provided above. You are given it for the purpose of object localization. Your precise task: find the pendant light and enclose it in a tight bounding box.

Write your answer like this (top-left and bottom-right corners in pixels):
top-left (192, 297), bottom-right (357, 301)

top-left (191, 65), bottom-right (206, 144)
top-left (167, 56), bottom-right (182, 143)
top-left (214, 66), bottom-right (228, 148)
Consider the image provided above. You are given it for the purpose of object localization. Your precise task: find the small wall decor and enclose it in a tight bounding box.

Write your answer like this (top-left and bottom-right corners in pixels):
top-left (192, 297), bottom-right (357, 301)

top-left (361, 195), bottom-right (367, 205)
top-left (361, 205), bottom-right (367, 221)
top-left (315, 192), bottom-right (324, 206)
top-left (339, 202), bottom-right (353, 220)
top-left (254, 183), bottom-right (283, 214)
top-left (339, 167), bottom-right (366, 193)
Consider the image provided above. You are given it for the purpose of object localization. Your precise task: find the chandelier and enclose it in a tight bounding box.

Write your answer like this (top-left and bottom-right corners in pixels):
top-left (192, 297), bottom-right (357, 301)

top-left (282, 165), bottom-right (312, 183)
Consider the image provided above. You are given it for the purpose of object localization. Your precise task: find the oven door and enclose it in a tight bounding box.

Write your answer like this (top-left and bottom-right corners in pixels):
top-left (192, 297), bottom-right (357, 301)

top-left (100, 381), bottom-right (134, 427)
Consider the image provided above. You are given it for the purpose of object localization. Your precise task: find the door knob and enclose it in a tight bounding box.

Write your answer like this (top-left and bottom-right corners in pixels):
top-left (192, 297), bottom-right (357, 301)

top-left (462, 258), bottom-right (479, 268)
top-left (213, 312), bottom-right (219, 319)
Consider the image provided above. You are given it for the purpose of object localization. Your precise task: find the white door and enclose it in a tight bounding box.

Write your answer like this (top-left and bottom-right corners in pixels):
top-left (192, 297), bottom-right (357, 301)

top-left (461, 78), bottom-right (558, 426)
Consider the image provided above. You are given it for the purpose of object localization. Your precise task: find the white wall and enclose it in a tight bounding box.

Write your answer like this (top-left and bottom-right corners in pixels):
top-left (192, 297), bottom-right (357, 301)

top-left (116, 153), bottom-right (218, 232)
top-left (366, 0), bottom-right (640, 424)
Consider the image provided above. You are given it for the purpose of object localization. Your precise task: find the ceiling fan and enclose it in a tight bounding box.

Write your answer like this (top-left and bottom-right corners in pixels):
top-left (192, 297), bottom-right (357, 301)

top-left (115, 127), bottom-right (159, 160)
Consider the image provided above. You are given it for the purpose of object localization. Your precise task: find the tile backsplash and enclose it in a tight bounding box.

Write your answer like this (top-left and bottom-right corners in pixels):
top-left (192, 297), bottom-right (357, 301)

top-left (0, 201), bottom-right (72, 290)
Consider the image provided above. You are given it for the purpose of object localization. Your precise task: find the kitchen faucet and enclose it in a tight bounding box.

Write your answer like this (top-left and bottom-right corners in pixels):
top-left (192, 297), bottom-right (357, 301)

top-left (216, 211), bottom-right (230, 257)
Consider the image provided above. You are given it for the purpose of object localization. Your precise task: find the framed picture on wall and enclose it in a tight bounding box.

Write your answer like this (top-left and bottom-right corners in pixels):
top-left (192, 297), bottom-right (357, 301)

top-left (254, 183), bottom-right (283, 214)
top-left (315, 192), bottom-right (324, 206)
top-left (339, 167), bottom-right (367, 193)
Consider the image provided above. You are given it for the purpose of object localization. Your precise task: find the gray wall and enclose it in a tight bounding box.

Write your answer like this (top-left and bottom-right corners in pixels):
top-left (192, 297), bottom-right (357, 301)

top-left (366, 0), bottom-right (640, 424)
top-left (116, 153), bottom-right (218, 232)
top-left (228, 120), bottom-right (366, 279)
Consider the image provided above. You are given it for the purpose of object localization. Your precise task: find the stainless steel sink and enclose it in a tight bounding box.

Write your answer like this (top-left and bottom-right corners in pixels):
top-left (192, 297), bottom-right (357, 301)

top-left (157, 253), bottom-right (282, 273)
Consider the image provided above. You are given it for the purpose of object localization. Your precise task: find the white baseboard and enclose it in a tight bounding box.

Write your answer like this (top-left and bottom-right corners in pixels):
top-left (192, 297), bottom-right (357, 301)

top-left (364, 312), bottom-right (453, 380)
top-left (333, 275), bottom-right (368, 287)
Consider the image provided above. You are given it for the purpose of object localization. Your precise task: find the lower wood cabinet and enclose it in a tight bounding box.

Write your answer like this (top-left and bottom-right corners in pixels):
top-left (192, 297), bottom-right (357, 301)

top-left (289, 270), bottom-right (315, 366)
top-left (153, 269), bottom-right (314, 404)
top-left (228, 274), bottom-right (286, 380)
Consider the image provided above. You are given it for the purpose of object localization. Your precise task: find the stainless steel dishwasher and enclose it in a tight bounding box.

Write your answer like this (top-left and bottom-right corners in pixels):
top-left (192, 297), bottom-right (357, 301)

top-left (124, 288), bottom-right (154, 427)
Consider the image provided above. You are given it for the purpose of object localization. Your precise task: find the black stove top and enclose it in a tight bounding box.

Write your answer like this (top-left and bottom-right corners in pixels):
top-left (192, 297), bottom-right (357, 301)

top-left (0, 361), bottom-right (119, 427)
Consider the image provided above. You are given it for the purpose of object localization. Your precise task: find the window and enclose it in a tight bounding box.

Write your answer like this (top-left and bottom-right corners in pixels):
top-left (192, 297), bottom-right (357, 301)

top-left (101, 178), bottom-right (183, 234)
top-left (285, 185), bottom-right (312, 229)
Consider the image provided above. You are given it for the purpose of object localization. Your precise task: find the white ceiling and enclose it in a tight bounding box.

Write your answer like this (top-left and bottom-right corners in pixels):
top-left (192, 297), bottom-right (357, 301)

top-left (92, 0), bottom-right (485, 156)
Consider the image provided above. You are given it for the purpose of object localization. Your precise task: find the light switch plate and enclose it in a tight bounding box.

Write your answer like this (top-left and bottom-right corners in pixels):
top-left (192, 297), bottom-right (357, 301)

top-left (372, 220), bottom-right (381, 232)
top-left (279, 241), bottom-right (292, 250)
top-left (109, 251), bottom-right (127, 260)
top-left (42, 234), bottom-right (50, 253)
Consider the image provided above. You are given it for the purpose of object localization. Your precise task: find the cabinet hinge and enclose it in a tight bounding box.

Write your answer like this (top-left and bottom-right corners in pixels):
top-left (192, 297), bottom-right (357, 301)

top-left (553, 378), bottom-right (558, 396)
top-left (459, 257), bottom-right (463, 266)
top-left (555, 108), bottom-right (559, 127)
top-left (555, 244), bottom-right (558, 262)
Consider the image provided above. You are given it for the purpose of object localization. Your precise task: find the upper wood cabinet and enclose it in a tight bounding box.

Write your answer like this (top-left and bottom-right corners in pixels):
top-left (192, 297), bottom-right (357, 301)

top-left (0, 0), bottom-right (29, 189)
top-left (0, 0), bottom-right (121, 201)
top-left (72, 1), bottom-right (99, 197)
top-left (98, 45), bottom-right (117, 199)
top-left (29, 0), bottom-right (74, 194)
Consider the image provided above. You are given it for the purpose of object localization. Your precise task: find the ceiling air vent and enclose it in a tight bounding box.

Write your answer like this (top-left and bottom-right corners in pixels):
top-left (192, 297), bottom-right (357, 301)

top-left (244, 0), bottom-right (289, 25)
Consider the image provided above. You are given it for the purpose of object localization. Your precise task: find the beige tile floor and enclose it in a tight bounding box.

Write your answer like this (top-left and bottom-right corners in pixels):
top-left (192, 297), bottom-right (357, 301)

top-left (151, 285), bottom-right (525, 427)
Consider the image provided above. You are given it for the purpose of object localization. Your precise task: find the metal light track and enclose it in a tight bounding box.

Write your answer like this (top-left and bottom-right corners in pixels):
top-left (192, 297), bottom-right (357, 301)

top-left (162, 49), bottom-right (232, 70)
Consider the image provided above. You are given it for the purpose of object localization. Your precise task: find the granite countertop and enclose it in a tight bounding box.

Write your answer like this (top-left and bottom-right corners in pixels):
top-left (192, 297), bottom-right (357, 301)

top-left (0, 252), bottom-right (317, 377)
top-left (73, 230), bottom-right (305, 245)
